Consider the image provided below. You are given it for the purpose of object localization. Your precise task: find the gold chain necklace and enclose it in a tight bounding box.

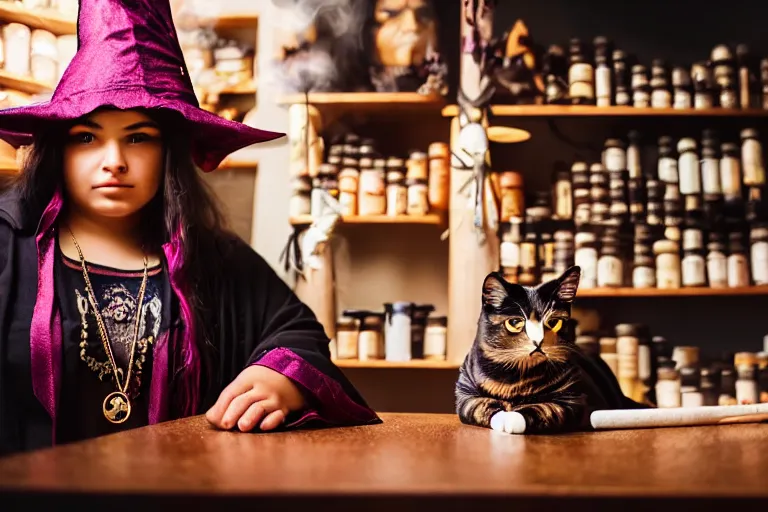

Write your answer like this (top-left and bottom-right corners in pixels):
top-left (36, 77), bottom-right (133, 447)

top-left (67, 228), bottom-right (148, 425)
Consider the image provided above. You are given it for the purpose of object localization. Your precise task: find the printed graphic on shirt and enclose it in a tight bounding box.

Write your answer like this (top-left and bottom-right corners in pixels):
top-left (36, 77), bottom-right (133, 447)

top-left (74, 275), bottom-right (163, 388)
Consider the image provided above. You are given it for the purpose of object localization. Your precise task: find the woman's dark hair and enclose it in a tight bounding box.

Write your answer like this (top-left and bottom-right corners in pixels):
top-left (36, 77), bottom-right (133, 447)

top-left (13, 106), bottom-right (230, 415)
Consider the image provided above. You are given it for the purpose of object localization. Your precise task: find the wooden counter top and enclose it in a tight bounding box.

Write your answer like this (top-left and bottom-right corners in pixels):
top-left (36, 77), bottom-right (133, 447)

top-left (0, 413), bottom-right (766, 510)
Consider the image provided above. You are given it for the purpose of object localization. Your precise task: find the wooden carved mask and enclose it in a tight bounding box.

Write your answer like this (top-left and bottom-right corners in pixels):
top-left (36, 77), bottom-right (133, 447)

top-left (374, 0), bottom-right (437, 67)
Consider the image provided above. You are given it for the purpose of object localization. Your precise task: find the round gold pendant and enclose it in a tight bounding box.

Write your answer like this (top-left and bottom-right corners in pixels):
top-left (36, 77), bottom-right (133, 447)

top-left (103, 391), bottom-right (131, 424)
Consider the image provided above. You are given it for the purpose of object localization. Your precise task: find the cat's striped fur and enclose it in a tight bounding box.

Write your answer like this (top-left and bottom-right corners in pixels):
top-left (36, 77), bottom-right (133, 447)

top-left (455, 266), bottom-right (644, 434)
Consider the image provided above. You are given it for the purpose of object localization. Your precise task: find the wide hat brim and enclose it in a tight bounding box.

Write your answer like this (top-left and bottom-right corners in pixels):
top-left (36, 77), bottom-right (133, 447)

top-left (0, 86), bottom-right (284, 172)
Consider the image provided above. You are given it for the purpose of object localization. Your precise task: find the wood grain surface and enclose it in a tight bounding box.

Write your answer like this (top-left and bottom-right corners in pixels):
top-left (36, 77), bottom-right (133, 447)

top-left (0, 413), bottom-right (766, 511)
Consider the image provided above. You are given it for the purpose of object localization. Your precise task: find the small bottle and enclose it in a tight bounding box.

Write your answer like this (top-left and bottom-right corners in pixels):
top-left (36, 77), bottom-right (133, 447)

top-left (734, 352), bottom-right (759, 404)
top-left (384, 302), bottom-right (412, 362)
top-left (736, 44), bottom-right (757, 109)
top-left (672, 66), bottom-right (692, 109)
top-left (335, 316), bottom-right (359, 360)
top-left (740, 128), bottom-right (766, 187)
top-left (750, 226), bottom-right (768, 285)
top-left (597, 234), bottom-right (623, 287)
top-left (728, 231), bottom-right (750, 287)
top-left (657, 136), bottom-right (679, 184)
top-left (571, 161), bottom-right (591, 226)
top-left (500, 171), bottom-right (525, 222)
top-left (655, 358), bottom-right (682, 408)
top-left (612, 49), bottom-right (631, 106)
top-left (519, 230), bottom-right (539, 286)
top-left (706, 232), bottom-right (728, 288)
top-left (424, 316), bottom-right (448, 361)
top-left (500, 219), bottom-right (523, 283)
top-left (711, 44), bottom-right (738, 109)
top-left (701, 130), bottom-right (722, 196)
top-left (677, 138), bottom-right (701, 196)
top-left (386, 169), bottom-right (407, 216)
top-left (543, 44), bottom-right (569, 104)
top-left (720, 142), bottom-right (743, 203)
top-left (427, 142), bottom-right (450, 211)
top-left (568, 38), bottom-right (595, 104)
top-left (599, 336), bottom-right (620, 378)
top-left (574, 231), bottom-right (598, 288)
top-left (680, 366), bottom-right (703, 407)
top-left (631, 64), bottom-right (650, 108)
top-left (682, 228), bottom-right (706, 287)
top-left (691, 61), bottom-right (714, 109)
top-left (551, 164), bottom-right (572, 220)
top-left (595, 53), bottom-right (612, 107)
top-left (553, 229), bottom-right (575, 276)
top-left (406, 178), bottom-right (429, 216)
top-left (650, 59), bottom-right (671, 108)
top-left (654, 239), bottom-right (681, 289)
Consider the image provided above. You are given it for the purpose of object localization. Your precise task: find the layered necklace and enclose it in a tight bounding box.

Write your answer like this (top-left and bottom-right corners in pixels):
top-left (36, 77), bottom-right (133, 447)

top-left (67, 228), bottom-right (148, 424)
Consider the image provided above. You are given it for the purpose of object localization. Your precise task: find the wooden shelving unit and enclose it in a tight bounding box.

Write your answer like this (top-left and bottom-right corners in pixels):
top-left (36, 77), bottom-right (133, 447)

top-left (577, 286), bottom-right (768, 298)
top-left (0, 69), bottom-right (53, 95)
top-left (441, 104), bottom-right (768, 118)
top-left (279, 92), bottom-right (446, 118)
top-left (290, 214), bottom-right (444, 227)
top-left (0, 3), bottom-right (76, 35)
top-left (334, 359), bottom-right (459, 369)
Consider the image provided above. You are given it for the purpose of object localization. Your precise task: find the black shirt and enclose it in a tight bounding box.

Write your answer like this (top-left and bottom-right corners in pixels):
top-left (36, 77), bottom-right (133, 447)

top-left (55, 246), bottom-right (166, 444)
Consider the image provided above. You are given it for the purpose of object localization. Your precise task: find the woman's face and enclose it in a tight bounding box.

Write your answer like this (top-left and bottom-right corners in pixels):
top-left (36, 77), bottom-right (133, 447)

top-left (62, 109), bottom-right (164, 221)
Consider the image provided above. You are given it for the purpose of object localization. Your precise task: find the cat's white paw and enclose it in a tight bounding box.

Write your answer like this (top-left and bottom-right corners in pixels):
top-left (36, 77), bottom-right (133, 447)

top-left (490, 411), bottom-right (526, 434)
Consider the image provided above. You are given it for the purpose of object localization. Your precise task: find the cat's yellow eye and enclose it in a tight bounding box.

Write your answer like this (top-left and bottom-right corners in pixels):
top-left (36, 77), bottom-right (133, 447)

top-left (504, 318), bottom-right (525, 333)
top-left (545, 318), bottom-right (563, 333)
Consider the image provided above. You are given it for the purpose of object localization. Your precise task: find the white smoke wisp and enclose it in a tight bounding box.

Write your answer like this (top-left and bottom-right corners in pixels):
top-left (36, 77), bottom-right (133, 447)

top-left (266, 0), bottom-right (369, 95)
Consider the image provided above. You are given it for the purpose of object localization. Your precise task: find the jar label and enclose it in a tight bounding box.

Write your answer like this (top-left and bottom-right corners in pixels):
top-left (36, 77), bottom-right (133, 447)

top-left (742, 140), bottom-right (766, 186)
top-left (694, 93), bottom-right (714, 109)
top-left (597, 255), bottom-right (623, 287)
top-left (658, 158), bottom-right (679, 183)
top-left (682, 256), bottom-right (706, 286)
top-left (656, 380), bottom-right (682, 408)
top-left (569, 63), bottom-right (595, 98)
top-left (651, 89), bottom-right (672, 108)
top-left (554, 181), bottom-right (573, 219)
top-left (751, 241), bottom-right (768, 284)
top-left (678, 154), bottom-right (701, 195)
top-left (595, 66), bottom-right (611, 103)
top-left (633, 90), bottom-right (650, 108)
top-left (632, 266), bottom-right (656, 288)
top-left (500, 241), bottom-right (521, 268)
top-left (735, 380), bottom-right (758, 405)
top-left (720, 157), bottom-right (742, 198)
top-left (605, 148), bottom-right (626, 172)
top-left (706, 253), bottom-right (728, 286)
top-left (727, 254), bottom-right (750, 287)
top-left (387, 185), bottom-right (407, 216)
top-left (674, 90), bottom-right (692, 109)
top-left (656, 253), bottom-right (681, 288)
top-left (701, 158), bottom-right (722, 194)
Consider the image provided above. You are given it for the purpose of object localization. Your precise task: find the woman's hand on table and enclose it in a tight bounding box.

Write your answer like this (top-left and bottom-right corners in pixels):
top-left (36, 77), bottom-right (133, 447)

top-left (205, 365), bottom-right (306, 432)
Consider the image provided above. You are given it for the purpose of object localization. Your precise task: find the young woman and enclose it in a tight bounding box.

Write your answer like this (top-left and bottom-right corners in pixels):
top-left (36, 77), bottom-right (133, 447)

top-left (0, 0), bottom-right (379, 456)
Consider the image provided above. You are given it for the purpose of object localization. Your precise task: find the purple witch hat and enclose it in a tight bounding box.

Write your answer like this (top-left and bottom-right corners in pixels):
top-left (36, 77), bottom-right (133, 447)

top-left (0, 0), bottom-right (283, 171)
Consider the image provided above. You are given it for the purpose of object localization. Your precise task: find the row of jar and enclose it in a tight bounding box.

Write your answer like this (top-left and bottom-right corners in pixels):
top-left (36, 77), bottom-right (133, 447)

top-left (331, 303), bottom-right (447, 362)
top-left (290, 142), bottom-right (451, 219)
top-left (575, 324), bottom-right (768, 407)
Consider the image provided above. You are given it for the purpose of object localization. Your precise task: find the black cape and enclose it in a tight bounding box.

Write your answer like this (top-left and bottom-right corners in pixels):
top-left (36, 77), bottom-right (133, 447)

top-left (0, 189), bottom-right (380, 456)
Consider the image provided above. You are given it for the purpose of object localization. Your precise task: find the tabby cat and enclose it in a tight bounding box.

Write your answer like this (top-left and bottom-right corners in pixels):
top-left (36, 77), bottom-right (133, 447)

top-left (455, 266), bottom-right (645, 435)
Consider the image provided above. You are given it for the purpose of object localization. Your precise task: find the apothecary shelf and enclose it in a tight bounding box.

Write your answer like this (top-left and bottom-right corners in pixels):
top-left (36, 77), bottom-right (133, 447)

top-left (0, 3), bottom-right (76, 35)
top-left (278, 92), bottom-right (446, 108)
top-left (333, 359), bottom-right (459, 369)
top-left (0, 69), bottom-right (53, 95)
top-left (441, 104), bottom-right (768, 118)
top-left (576, 286), bottom-right (768, 298)
top-left (290, 214), bottom-right (444, 226)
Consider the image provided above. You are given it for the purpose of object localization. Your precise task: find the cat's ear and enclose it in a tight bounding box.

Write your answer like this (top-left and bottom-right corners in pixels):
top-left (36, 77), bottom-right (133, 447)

top-left (556, 266), bottom-right (581, 303)
top-left (482, 272), bottom-right (508, 309)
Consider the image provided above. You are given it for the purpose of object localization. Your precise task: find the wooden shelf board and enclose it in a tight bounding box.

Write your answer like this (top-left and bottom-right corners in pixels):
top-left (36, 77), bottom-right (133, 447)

top-left (219, 83), bottom-right (257, 95)
top-left (0, 70), bottom-right (53, 95)
top-left (278, 92), bottom-right (446, 109)
top-left (0, 4), bottom-right (76, 35)
top-left (208, 14), bottom-right (259, 29)
top-left (576, 286), bottom-right (768, 298)
top-left (290, 214), bottom-right (443, 226)
top-left (334, 359), bottom-right (458, 369)
top-left (441, 104), bottom-right (768, 118)
top-left (0, 161), bottom-right (19, 176)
